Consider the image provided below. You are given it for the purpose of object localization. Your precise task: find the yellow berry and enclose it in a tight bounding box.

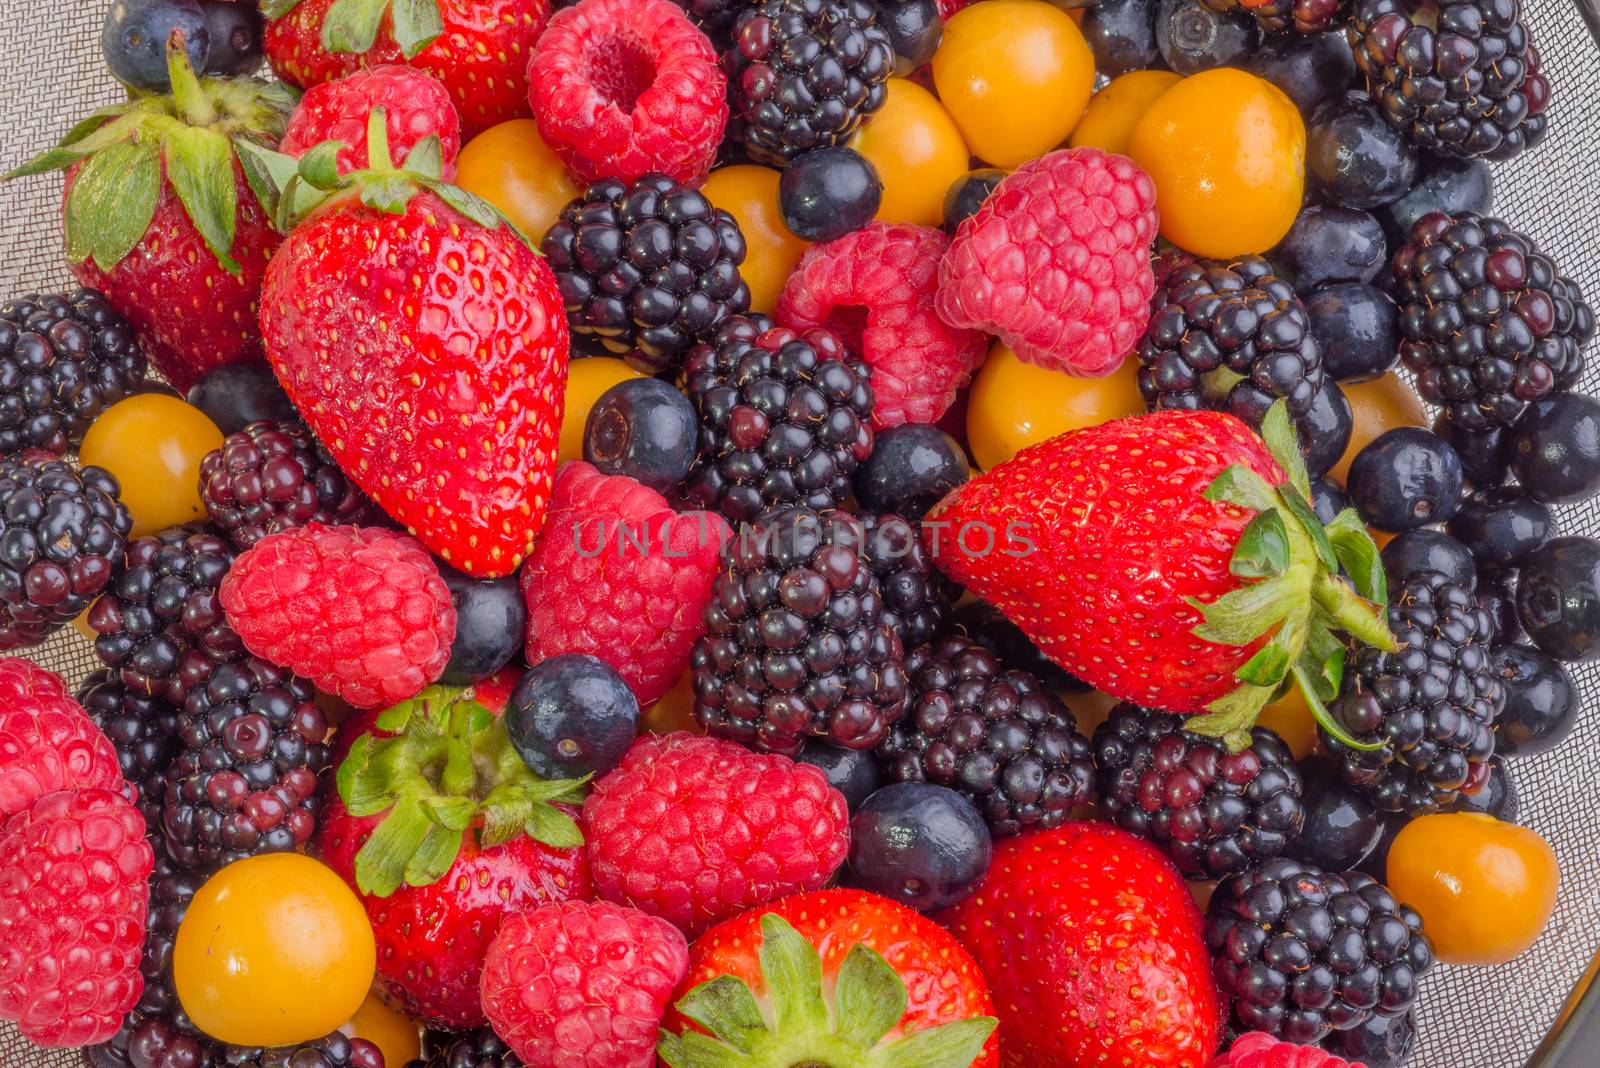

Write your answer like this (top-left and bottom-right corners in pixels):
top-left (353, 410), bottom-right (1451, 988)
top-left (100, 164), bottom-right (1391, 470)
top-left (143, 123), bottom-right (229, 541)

top-left (643, 669), bottom-right (702, 735)
top-left (1257, 686), bottom-right (1318, 760)
top-left (850, 79), bottom-right (971, 228)
top-left (967, 343), bottom-right (1145, 470)
top-left (1069, 70), bottom-right (1182, 156)
top-left (346, 992), bottom-right (422, 1068)
top-left (559, 357), bottom-right (647, 466)
top-left (80, 393), bottom-right (223, 538)
top-left (700, 164), bottom-right (810, 315)
top-left (455, 119), bottom-right (584, 245)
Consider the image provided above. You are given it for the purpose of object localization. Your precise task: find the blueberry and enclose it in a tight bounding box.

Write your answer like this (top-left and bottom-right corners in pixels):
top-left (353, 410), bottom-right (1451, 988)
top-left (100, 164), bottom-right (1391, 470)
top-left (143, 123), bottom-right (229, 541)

top-left (1433, 415), bottom-right (1510, 490)
top-left (796, 738), bottom-right (882, 810)
top-left (876, 0), bottom-right (941, 74)
top-left (1347, 427), bottom-right (1463, 531)
top-left (845, 783), bottom-right (991, 911)
top-left (852, 424), bottom-right (969, 520)
top-left (102, 0), bottom-right (209, 93)
top-left (1310, 476), bottom-right (1347, 524)
top-left (1291, 761), bottom-right (1383, 872)
top-left (1324, 1009), bottom-right (1416, 1068)
top-left (507, 654), bottom-right (640, 779)
top-left (1517, 536), bottom-right (1600, 662)
top-left (1477, 576), bottom-right (1522, 644)
top-left (185, 362), bottom-right (298, 434)
top-left (1154, 0), bottom-right (1256, 75)
top-left (1306, 93), bottom-right (1418, 211)
top-left (1298, 379), bottom-right (1351, 480)
top-left (202, 0), bottom-right (263, 76)
top-left (1380, 529), bottom-right (1476, 592)
top-left (779, 147), bottom-right (882, 243)
top-left (1304, 283), bottom-right (1399, 382)
top-left (1493, 644), bottom-right (1579, 758)
top-left (1446, 755), bottom-right (1519, 822)
top-left (1446, 487), bottom-right (1554, 573)
top-left (1080, 0), bottom-right (1161, 76)
top-left (1374, 155), bottom-right (1494, 249)
top-left (583, 378), bottom-right (697, 493)
top-left (943, 169), bottom-right (1007, 234)
top-left (438, 562), bottom-right (526, 686)
top-left (1509, 391), bottom-right (1600, 505)
top-left (1247, 30), bottom-right (1357, 114)
top-left (1272, 206), bottom-right (1385, 295)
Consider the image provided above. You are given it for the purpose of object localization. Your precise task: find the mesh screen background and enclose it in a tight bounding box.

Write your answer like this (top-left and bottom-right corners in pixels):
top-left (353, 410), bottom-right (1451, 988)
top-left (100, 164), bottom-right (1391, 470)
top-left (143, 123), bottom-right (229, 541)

top-left (3, 1), bottom-right (1599, 1065)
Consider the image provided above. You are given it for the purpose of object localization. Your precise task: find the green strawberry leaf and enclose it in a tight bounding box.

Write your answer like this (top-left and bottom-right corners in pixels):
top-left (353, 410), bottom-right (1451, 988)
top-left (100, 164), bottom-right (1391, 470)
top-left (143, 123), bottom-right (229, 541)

top-left (875, 1019), bottom-right (998, 1068)
top-left (1203, 463), bottom-right (1277, 513)
top-left (402, 134), bottom-right (444, 180)
top-left (322, 0), bottom-right (392, 55)
top-left (61, 105), bottom-right (128, 147)
top-left (64, 138), bottom-right (162, 271)
top-left (235, 137), bottom-right (301, 219)
top-left (674, 977), bottom-right (767, 1053)
top-left (1325, 510), bottom-right (1388, 603)
top-left (1292, 659), bottom-right (1382, 751)
top-left (392, 0), bottom-right (445, 57)
top-left (1260, 400), bottom-right (1312, 500)
top-left (1235, 638), bottom-right (1294, 689)
top-left (361, 176), bottom-right (419, 214)
top-left (657, 1030), bottom-right (745, 1068)
top-left (421, 794), bottom-right (476, 831)
top-left (297, 139), bottom-right (346, 191)
top-left (353, 794), bottom-right (433, 897)
top-left (426, 179), bottom-right (511, 232)
top-left (1277, 484), bottom-right (1337, 572)
top-left (1231, 509), bottom-right (1290, 579)
top-left (164, 124), bottom-right (241, 275)
top-left (1185, 682), bottom-right (1276, 750)
top-left (404, 822), bottom-right (464, 887)
top-left (7, 146), bottom-right (88, 180)
top-left (261, 0), bottom-right (307, 18)
top-left (761, 914), bottom-right (830, 1037)
top-left (523, 803), bottom-right (584, 850)
top-left (1188, 574), bottom-right (1292, 646)
top-left (835, 945), bottom-right (906, 1049)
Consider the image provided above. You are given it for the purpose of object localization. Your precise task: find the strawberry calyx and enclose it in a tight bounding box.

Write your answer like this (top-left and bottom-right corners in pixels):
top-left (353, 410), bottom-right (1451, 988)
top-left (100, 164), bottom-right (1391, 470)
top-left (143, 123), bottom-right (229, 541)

top-left (261, 0), bottom-right (445, 59)
top-left (657, 914), bottom-right (997, 1068)
top-left (336, 684), bottom-right (588, 898)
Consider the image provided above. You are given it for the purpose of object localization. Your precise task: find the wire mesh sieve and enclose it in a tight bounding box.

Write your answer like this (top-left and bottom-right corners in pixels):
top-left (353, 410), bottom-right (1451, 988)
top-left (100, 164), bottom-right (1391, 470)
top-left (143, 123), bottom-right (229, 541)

top-left (2, 1), bottom-right (1599, 1065)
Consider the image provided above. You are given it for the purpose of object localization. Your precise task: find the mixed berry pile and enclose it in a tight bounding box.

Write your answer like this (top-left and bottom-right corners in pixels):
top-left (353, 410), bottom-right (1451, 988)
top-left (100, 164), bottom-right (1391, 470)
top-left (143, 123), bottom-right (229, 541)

top-left (0, 0), bottom-right (1590, 1066)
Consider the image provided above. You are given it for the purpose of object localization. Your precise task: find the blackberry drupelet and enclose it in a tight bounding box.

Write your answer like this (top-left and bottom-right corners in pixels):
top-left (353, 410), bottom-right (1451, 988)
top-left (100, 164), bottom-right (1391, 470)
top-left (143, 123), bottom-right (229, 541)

top-left (78, 669), bottom-right (183, 834)
top-left (681, 317), bottom-right (875, 522)
top-left (859, 512), bottom-right (958, 650)
top-left (543, 174), bottom-right (750, 374)
top-left (1349, 0), bottom-right (1550, 161)
top-left (0, 453), bottom-right (131, 650)
top-left (198, 420), bottom-right (372, 551)
top-left (691, 507), bottom-right (908, 754)
top-left (407, 1027), bottom-right (523, 1068)
top-left (724, 0), bottom-right (895, 165)
top-left (1093, 703), bottom-right (1305, 879)
top-left (220, 1033), bottom-right (384, 1068)
top-left (0, 288), bottom-right (146, 457)
top-left (1202, 0), bottom-right (1350, 34)
top-left (1392, 212), bottom-right (1595, 430)
top-left (1205, 857), bottom-right (1434, 1043)
top-left (1324, 568), bottom-right (1503, 813)
top-left (161, 656), bottom-right (331, 871)
top-left (876, 635), bottom-right (1094, 837)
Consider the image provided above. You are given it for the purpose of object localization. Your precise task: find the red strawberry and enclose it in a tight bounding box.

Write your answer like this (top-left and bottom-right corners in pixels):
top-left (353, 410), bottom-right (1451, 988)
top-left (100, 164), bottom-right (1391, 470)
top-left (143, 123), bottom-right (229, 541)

top-left (938, 822), bottom-right (1220, 1068)
top-left (660, 888), bottom-right (998, 1068)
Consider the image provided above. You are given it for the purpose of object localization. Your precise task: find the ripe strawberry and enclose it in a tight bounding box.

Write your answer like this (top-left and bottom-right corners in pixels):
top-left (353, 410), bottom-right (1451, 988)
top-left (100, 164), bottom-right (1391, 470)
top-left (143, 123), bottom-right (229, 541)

top-left (938, 822), bottom-right (1220, 1068)
top-left (659, 888), bottom-right (998, 1068)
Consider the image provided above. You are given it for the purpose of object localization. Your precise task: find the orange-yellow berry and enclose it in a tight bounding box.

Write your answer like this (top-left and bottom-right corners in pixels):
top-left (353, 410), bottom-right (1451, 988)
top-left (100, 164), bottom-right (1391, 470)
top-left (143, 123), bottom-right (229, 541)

top-left (850, 79), bottom-right (971, 228)
top-left (967, 344), bottom-right (1144, 470)
top-left (700, 165), bottom-right (810, 316)
top-left (455, 119), bottom-right (584, 245)
top-left (80, 393), bottom-right (223, 538)
top-left (559, 357), bottom-right (646, 466)
top-left (1069, 70), bottom-right (1182, 156)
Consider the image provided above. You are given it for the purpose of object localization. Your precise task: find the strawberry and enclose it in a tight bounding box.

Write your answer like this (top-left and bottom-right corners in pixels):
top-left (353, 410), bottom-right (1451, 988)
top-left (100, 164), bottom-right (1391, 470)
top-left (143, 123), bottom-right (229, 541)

top-left (926, 405), bottom-right (1395, 745)
top-left (6, 38), bottom-right (293, 391)
top-left (937, 822), bottom-right (1220, 1068)
top-left (659, 888), bottom-right (998, 1068)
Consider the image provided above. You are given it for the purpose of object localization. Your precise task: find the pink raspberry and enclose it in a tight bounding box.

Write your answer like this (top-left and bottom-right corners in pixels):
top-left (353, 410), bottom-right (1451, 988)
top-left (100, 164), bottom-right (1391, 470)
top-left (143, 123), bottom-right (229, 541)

top-left (219, 524), bottom-right (457, 709)
top-left (527, 0), bottom-right (728, 184)
top-left (777, 222), bottom-right (989, 428)
top-left (520, 462), bottom-right (728, 706)
top-left (583, 732), bottom-right (850, 935)
top-left (1211, 1033), bottom-right (1366, 1068)
top-left (481, 900), bottom-right (689, 1068)
top-left (280, 64), bottom-right (463, 178)
top-left (0, 658), bottom-right (122, 822)
top-left (936, 147), bottom-right (1159, 376)
top-left (0, 788), bottom-right (152, 1048)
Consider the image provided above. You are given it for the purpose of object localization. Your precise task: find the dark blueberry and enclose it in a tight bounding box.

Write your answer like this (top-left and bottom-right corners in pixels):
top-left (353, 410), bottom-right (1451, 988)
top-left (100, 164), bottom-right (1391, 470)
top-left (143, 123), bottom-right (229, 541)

top-left (1446, 488), bottom-right (1554, 573)
top-left (507, 654), bottom-right (640, 779)
top-left (437, 563), bottom-right (525, 686)
top-left (779, 147), bottom-right (882, 243)
top-left (1155, 0), bottom-right (1256, 75)
top-left (1324, 1009), bottom-right (1416, 1068)
top-left (1446, 755), bottom-right (1519, 822)
top-left (797, 738), bottom-right (883, 809)
top-left (1347, 427), bottom-right (1464, 531)
top-left (1433, 416), bottom-right (1510, 490)
top-left (1355, 812), bottom-right (1405, 881)
top-left (876, 0), bottom-right (941, 74)
top-left (1081, 0), bottom-right (1161, 76)
top-left (1247, 30), bottom-right (1357, 114)
top-left (1310, 476), bottom-right (1347, 524)
top-left (1493, 643), bottom-right (1578, 758)
top-left (201, 0), bottom-right (263, 76)
top-left (1477, 576), bottom-right (1522, 644)
top-left (1305, 283), bottom-right (1399, 382)
top-left (1380, 529), bottom-right (1475, 592)
top-left (1292, 761), bottom-right (1383, 872)
top-left (943, 169), bottom-right (1007, 235)
top-left (1517, 536), bottom-right (1600, 662)
top-left (845, 782), bottom-right (992, 911)
top-left (186, 362), bottom-right (298, 435)
top-left (1298, 379), bottom-right (1352, 480)
top-left (102, 0), bottom-right (209, 92)
top-left (1306, 93), bottom-right (1419, 211)
top-left (583, 377), bottom-right (697, 493)
top-left (1272, 205), bottom-right (1386, 294)
top-left (1509, 392), bottom-right (1600, 505)
top-left (852, 424), bottom-right (969, 520)
top-left (1374, 155), bottom-right (1495, 249)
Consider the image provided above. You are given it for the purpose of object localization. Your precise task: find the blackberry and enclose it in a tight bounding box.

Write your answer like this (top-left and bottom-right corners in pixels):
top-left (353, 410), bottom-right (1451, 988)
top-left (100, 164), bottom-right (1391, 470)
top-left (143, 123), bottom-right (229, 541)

top-left (1202, 0), bottom-right (1350, 34)
top-left (859, 512), bottom-right (958, 649)
top-left (1205, 857), bottom-right (1434, 1043)
top-left (1093, 704), bottom-right (1305, 879)
top-left (1323, 569), bottom-right (1503, 813)
top-left (950, 601), bottom-right (1089, 693)
top-left (1392, 212), bottom-right (1595, 430)
top-left (0, 453), bottom-right (131, 650)
top-left (691, 507), bottom-right (908, 754)
top-left (198, 420), bottom-right (372, 551)
top-left (1349, 0), bottom-right (1549, 161)
top-left (161, 656), bottom-right (330, 871)
top-left (78, 669), bottom-right (183, 834)
top-left (681, 317), bottom-right (875, 522)
top-left (725, 0), bottom-right (895, 165)
top-left (408, 1027), bottom-right (523, 1068)
top-left (0, 288), bottom-right (145, 457)
top-left (89, 527), bottom-right (242, 704)
top-left (673, 0), bottom-right (745, 45)
top-left (220, 1034), bottom-right (383, 1068)
top-left (543, 174), bottom-right (750, 374)
top-left (876, 635), bottom-right (1094, 837)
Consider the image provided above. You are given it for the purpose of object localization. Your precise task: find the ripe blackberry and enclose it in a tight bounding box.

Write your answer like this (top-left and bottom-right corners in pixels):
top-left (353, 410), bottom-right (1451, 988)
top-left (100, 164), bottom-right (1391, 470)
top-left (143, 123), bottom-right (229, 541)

top-left (725, 0), bottom-right (895, 165)
top-left (876, 635), bottom-right (1094, 836)
top-left (1202, 0), bottom-right (1350, 33)
top-left (198, 420), bottom-right (372, 551)
top-left (1393, 212), bottom-right (1595, 430)
top-left (78, 669), bottom-right (183, 834)
top-left (1349, 0), bottom-right (1549, 161)
top-left (1092, 703), bottom-right (1305, 879)
top-left (161, 656), bottom-right (331, 871)
top-left (674, 0), bottom-right (745, 45)
top-left (1205, 857), bottom-right (1434, 1043)
top-left (220, 1034), bottom-right (384, 1068)
top-left (410, 1027), bottom-right (523, 1068)
top-left (681, 317), bottom-right (875, 522)
top-left (0, 453), bottom-right (131, 650)
top-left (691, 507), bottom-right (908, 754)
top-left (543, 174), bottom-right (751, 374)
top-left (0, 288), bottom-right (146, 457)
top-left (859, 512), bottom-right (958, 649)
top-left (1324, 569), bottom-right (1503, 814)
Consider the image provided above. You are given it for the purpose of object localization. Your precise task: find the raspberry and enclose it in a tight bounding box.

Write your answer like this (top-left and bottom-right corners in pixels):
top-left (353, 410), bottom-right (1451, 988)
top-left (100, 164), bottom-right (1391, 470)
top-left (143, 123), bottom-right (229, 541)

top-left (520, 462), bottom-right (728, 706)
top-left (527, 0), bottom-right (729, 184)
top-left (777, 222), bottom-right (988, 428)
top-left (0, 658), bottom-right (122, 822)
top-left (280, 64), bottom-right (463, 179)
top-left (219, 524), bottom-right (457, 709)
top-left (481, 901), bottom-right (689, 1068)
top-left (582, 732), bottom-right (850, 935)
top-left (0, 788), bottom-right (153, 1047)
top-left (936, 147), bottom-right (1159, 375)
top-left (1210, 1032), bottom-right (1363, 1068)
